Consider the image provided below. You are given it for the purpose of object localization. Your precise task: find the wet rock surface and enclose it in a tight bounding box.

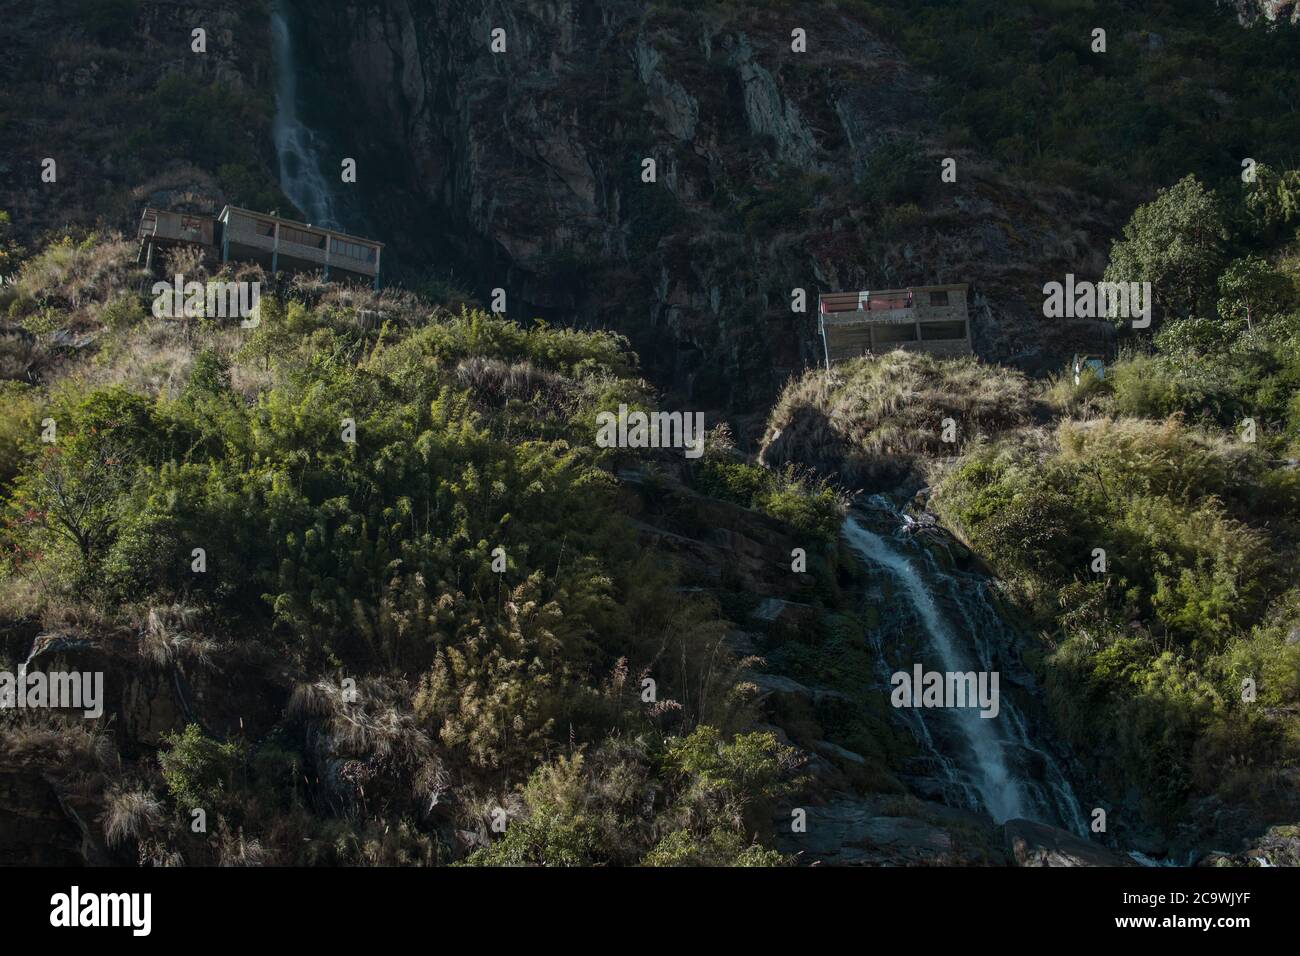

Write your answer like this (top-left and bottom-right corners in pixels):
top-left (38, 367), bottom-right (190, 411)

top-left (1003, 818), bottom-right (1137, 867)
top-left (779, 794), bottom-right (1005, 866)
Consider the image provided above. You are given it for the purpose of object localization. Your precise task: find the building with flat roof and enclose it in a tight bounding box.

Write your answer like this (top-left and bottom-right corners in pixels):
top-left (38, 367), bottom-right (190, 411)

top-left (136, 206), bottom-right (383, 289)
top-left (818, 283), bottom-right (971, 366)
top-left (218, 206), bottom-right (382, 288)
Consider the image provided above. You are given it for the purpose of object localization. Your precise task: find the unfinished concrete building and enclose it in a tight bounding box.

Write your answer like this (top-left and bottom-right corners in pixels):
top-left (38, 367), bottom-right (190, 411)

top-left (137, 205), bottom-right (383, 289)
top-left (818, 284), bottom-right (971, 367)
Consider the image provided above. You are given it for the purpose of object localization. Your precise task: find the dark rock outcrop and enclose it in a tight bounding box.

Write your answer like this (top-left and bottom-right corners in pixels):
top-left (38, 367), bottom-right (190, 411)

top-left (1003, 818), bottom-right (1137, 867)
top-left (0, 766), bottom-right (87, 866)
top-left (780, 794), bottom-right (1006, 866)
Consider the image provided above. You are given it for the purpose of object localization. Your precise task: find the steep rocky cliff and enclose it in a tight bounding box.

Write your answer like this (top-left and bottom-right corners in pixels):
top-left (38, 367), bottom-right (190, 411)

top-left (291, 0), bottom-right (1116, 421)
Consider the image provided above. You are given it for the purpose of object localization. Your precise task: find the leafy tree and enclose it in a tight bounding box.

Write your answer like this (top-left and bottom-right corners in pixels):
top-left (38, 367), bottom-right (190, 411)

top-left (1217, 255), bottom-right (1289, 333)
top-left (1104, 175), bottom-right (1228, 324)
top-left (661, 726), bottom-right (798, 838)
top-left (185, 346), bottom-right (232, 398)
top-left (1242, 163), bottom-right (1300, 241)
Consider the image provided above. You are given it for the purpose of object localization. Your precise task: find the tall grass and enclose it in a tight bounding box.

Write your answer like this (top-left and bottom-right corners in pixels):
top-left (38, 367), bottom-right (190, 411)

top-left (759, 351), bottom-right (1034, 486)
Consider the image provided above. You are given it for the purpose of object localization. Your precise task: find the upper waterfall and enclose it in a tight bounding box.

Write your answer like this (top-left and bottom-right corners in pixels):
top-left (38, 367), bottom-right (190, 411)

top-left (271, 1), bottom-right (344, 230)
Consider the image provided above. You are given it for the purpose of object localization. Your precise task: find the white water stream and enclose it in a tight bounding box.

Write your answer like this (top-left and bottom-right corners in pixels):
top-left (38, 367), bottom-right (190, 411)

top-left (843, 499), bottom-right (1087, 834)
top-left (271, 1), bottom-right (344, 230)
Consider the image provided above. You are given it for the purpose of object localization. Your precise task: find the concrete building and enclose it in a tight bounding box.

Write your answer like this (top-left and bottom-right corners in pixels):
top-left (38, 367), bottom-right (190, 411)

top-left (217, 206), bottom-right (382, 288)
top-left (136, 208), bottom-right (215, 272)
top-left (818, 283), bottom-right (971, 367)
top-left (136, 206), bottom-right (383, 289)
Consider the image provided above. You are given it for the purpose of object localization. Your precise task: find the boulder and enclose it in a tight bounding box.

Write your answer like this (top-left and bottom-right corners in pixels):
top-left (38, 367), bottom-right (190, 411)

top-left (749, 597), bottom-right (816, 631)
top-left (779, 795), bottom-right (1003, 865)
top-left (1003, 818), bottom-right (1138, 867)
top-left (1202, 824), bottom-right (1300, 867)
top-left (746, 671), bottom-right (849, 708)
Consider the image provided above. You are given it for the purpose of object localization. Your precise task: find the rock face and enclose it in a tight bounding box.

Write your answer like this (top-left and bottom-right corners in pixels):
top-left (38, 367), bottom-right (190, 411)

top-left (1004, 818), bottom-right (1137, 867)
top-left (1200, 824), bottom-right (1300, 866)
top-left (0, 0), bottom-right (1119, 419)
top-left (780, 795), bottom-right (1006, 866)
top-left (1221, 0), bottom-right (1300, 26)
top-left (293, 0), bottom-right (1115, 419)
top-left (22, 629), bottom-right (288, 754)
top-left (0, 766), bottom-right (86, 866)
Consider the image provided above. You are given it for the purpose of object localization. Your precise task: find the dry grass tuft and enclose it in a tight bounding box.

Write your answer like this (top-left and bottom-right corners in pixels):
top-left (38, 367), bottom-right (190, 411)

top-left (103, 786), bottom-right (163, 847)
top-left (455, 356), bottom-right (574, 413)
top-left (759, 350), bottom-right (1035, 486)
top-left (289, 677), bottom-right (448, 812)
top-left (0, 711), bottom-right (116, 773)
top-left (136, 604), bottom-right (215, 667)
top-left (9, 234), bottom-right (143, 327)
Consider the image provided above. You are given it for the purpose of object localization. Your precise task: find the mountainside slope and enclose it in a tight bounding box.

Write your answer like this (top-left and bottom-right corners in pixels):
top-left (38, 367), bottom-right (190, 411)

top-left (294, 0), bottom-right (1118, 416)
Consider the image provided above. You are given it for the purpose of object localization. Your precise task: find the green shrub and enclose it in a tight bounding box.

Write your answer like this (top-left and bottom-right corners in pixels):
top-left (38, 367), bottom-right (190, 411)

top-left (101, 293), bottom-right (146, 331)
top-left (159, 724), bottom-right (246, 813)
top-left (463, 754), bottom-right (608, 866)
top-left (1108, 354), bottom-right (1190, 419)
top-left (662, 726), bottom-right (797, 832)
top-left (936, 413), bottom-right (1298, 827)
top-left (642, 827), bottom-right (785, 866)
top-left (694, 459), bottom-right (843, 541)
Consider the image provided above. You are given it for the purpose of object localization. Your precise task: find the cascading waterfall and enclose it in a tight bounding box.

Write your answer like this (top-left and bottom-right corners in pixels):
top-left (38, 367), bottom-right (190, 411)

top-left (843, 497), bottom-right (1087, 835)
top-left (271, 1), bottom-right (343, 230)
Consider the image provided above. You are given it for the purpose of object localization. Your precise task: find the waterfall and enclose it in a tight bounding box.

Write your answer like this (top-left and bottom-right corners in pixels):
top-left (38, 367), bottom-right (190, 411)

top-left (271, 1), bottom-right (343, 230)
top-left (843, 499), bottom-right (1087, 835)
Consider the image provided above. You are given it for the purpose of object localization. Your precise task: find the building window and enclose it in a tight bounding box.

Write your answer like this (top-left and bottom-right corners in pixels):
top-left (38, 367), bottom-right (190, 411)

top-left (330, 238), bottom-right (377, 263)
top-left (919, 320), bottom-right (967, 341)
top-left (873, 322), bottom-right (919, 344)
top-left (929, 291), bottom-right (949, 306)
top-left (283, 226), bottom-right (324, 249)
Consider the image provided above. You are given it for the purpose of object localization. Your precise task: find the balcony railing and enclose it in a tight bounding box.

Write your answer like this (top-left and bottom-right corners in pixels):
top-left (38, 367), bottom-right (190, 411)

top-left (821, 307), bottom-right (917, 326)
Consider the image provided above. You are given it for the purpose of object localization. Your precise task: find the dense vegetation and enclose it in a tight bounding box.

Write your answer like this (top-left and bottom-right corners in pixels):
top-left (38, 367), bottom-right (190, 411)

top-left (0, 234), bottom-right (836, 865)
top-left (932, 170), bottom-right (1300, 840)
top-left (753, 165), bottom-right (1300, 847)
top-left (4, 0), bottom-right (1299, 867)
top-left (0, 0), bottom-right (283, 241)
top-left (855, 0), bottom-right (1300, 202)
